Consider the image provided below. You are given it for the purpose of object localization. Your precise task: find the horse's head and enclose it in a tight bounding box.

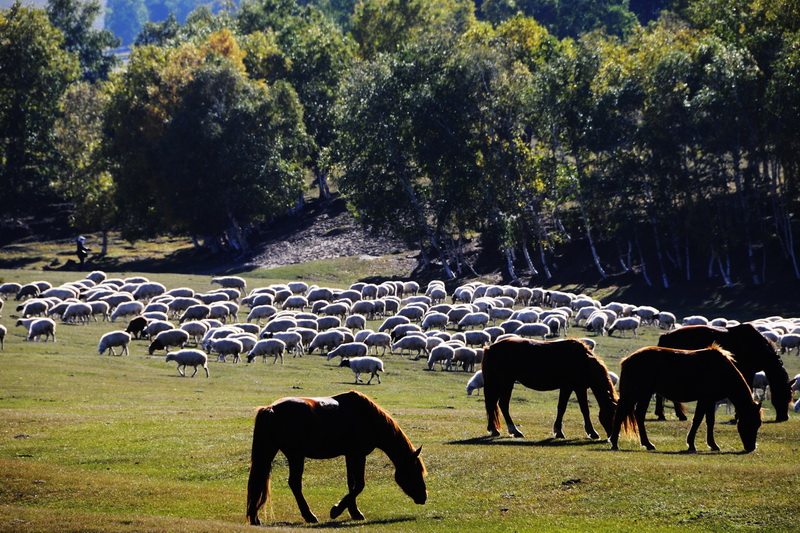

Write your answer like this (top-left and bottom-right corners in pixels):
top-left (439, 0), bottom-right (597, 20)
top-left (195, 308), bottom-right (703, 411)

top-left (737, 402), bottom-right (763, 453)
top-left (394, 446), bottom-right (427, 505)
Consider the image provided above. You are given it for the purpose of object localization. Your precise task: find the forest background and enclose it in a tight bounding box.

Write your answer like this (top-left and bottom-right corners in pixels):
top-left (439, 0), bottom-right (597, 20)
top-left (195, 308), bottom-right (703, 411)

top-left (2, 0), bottom-right (800, 290)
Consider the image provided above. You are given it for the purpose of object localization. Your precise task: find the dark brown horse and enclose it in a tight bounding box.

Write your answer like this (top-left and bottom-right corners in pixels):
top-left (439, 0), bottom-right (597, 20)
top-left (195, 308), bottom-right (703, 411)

top-left (610, 345), bottom-right (762, 452)
top-left (483, 337), bottom-right (618, 439)
top-left (246, 390), bottom-right (427, 525)
top-left (657, 324), bottom-right (792, 422)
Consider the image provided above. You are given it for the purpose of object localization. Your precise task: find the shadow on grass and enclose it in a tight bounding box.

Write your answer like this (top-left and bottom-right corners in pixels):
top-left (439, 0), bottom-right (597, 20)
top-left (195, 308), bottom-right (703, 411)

top-left (269, 516), bottom-right (417, 529)
top-left (446, 435), bottom-right (606, 448)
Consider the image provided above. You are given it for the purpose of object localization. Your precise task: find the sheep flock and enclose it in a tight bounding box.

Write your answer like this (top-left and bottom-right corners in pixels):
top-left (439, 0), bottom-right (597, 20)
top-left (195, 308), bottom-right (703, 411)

top-left (1, 273), bottom-right (799, 415)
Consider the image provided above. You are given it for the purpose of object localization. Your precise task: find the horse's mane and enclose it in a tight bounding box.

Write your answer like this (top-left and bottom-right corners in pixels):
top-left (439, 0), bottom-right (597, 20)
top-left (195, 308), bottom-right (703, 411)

top-left (582, 344), bottom-right (619, 402)
top-left (707, 342), bottom-right (735, 362)
top-left (346, 390), bottom-right (427, 473)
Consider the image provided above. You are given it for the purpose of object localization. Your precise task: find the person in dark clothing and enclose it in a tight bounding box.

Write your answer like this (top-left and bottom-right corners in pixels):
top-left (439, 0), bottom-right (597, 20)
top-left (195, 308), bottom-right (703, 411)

top-left (76, 236), bottom-right (91, 267)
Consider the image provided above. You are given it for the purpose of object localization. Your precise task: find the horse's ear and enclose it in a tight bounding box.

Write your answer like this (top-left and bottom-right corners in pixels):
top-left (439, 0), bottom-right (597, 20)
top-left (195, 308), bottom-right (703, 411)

top-left (414, 446), bottom-right (422, 457)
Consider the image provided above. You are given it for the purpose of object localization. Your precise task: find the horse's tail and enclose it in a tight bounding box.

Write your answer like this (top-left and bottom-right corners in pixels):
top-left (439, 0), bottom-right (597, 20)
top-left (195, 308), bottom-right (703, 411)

top-left (246, 406), bottom-right (275, 525)
top-left (619, 405), bottom-right (638, 438)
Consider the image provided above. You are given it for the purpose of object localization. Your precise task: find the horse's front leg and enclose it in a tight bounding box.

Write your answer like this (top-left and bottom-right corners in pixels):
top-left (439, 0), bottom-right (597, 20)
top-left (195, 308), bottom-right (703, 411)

top-left (498, 383), bottom-right (524, 437)
top-left (287, 455), bottom-right (318, 523)
top-left (703, 401), bottom-right (720, 451)
top-left (574, 387), bottom-right (599, 439)
top-left (553, 388), bottom-right (572, 439)
top-left (331, 454), bottom-right (366, 520)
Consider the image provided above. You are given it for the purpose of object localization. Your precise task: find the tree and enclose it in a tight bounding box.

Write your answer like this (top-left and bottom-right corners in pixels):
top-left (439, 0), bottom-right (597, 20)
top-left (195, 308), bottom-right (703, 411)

top-left (104, 0), bottom-right (147, 45)
top-left (47, 0), bottom-right (120, 82)
top-left (0, 2), bottom-right (80, 215)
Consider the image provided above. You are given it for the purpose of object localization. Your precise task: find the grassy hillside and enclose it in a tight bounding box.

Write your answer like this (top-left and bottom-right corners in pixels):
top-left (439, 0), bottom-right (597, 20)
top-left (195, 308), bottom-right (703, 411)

top-left (1, 268), bottom-right (798, 532)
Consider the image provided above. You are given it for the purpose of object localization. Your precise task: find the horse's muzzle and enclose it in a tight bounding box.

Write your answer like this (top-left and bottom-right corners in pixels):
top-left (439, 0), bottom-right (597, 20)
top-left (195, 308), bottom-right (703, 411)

top-left (414, 493), bottom-right (428, 504)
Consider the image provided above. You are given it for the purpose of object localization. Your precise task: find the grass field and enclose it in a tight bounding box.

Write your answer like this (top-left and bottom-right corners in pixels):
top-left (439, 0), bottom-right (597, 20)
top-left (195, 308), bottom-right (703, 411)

top-left (1, 268), bottom-right (799, 532)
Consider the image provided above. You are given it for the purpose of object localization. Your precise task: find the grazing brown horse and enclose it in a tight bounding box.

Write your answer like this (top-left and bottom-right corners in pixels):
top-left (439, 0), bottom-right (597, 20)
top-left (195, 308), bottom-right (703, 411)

top-left (657, 324), bottom-right (792, 422)
top-left (246, 390), bottom-right (427, 525)
top-left (483, 337), bottom-right (618, 439)
top-left (610, 345), bottom-right (762, 452)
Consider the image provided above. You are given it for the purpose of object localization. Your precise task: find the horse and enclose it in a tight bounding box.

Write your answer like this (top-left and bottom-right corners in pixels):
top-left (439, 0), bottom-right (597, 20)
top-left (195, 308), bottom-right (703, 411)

top-left (609, 345), bottom-right (762, 453)
top-left (482, 337), bottom-right (618, 440)
top-left (656, 324), bottom-right (792, 422)
top-left (246, 390), bottom-right (427, 525)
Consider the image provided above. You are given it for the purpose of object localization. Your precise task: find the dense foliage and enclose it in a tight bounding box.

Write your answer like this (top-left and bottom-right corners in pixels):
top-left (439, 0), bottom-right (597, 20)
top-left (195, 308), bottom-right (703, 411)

top-left (1, 0), bottom-right (799, 285)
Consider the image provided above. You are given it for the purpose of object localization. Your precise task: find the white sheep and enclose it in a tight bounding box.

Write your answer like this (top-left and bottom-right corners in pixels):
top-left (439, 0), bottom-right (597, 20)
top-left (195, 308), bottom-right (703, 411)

top-left (751, 371), bottom-right (770, 402)
top-left (586, 312), bottom-right (608, 336)
top-left (180, 321), bottom-right (210, 344)
top-left (98, 331), bottom-right (132, 356)
top-left (111, 301), bottom-right (145, 322)
top-left (269, 331), bottom-right (304, 356)
top-left (427, 344), bottom-right (454, 371)
top-left (457, 312), bottom-right (489, 331)
top-left (326, 342), bottom-right (369, 361)
top-left (339, 356), bottom-right (384, 384)
top-left (210, 337), bottom-right (244, 363)
top-left (466, 370), bottom-right (484, 395)
top-left (378, 315), bottom-right (410, 333)
top-left (282, 295), bottom-right (309, 311)
top-left (211, 276), bottom-right (247, 294)
top-left (682, 315), bottom-right (709, 326)
top-left (247, 338), bottom-right (286, 364)
top-left (464, 330), bottom-right (491, 348)
top-left (364, 332), bottom-right (391, 355)
top-left (148, 329), bottom-right (190, 354)
top-left (144, 320), bottom-right (175, 339)
top-left (307, 330), bottom-right (345, 355)
top-left (453, 346), bottom-right (479, 372)
top-left (345, 314), bottom-right (367, 331)
top-left (421, 312), bottom-right (449, 331)
top-left (132, 282), bottom-right (166, 301)
top-left (514, 322), bottom-right (551, 339)
top-left (391, 335), bottom-right (428, 358)
top-left (0, 282), bottom-right (22, 299)
top-left (63, 302), bottom-right (92, 324)
top-left (25, 318), bottom-right (57, 342)
top-left (608, 317), bottom-right (641, 338)
top-left (88, 301), bottom-right (110, 321)
top-left (166, 349), bottom-right (209, 377)
top-left (779, 334), bottom-right (800, 356)
top-left (656, 311), bottom-right (676, 330)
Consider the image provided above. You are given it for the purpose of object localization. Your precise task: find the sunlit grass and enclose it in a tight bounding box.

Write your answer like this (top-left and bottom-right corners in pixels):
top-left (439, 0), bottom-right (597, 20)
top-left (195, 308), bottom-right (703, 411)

top-left (0, 269), bottom-right (798, 532)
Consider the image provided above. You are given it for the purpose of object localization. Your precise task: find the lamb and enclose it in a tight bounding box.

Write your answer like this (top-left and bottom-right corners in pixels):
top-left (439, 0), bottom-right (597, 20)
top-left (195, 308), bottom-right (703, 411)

top-left (125, 316), bottom-right (149, 339)
top-left (210, 337), bottom-right (244, 363)
top-left (166, 349), bottom-right (209, 377)
top-left (339, 356), bottom-right (384, 384)
top-left (0, 324), bottom-right (6, 350)
top-left (391, 335), bottom-right (428, 358)
top-left (211, 276), bottom-right (247, 294)
top-left (247, 338), bottom-right (286, 364)
top-left (111, 301), bottom-right (145, 322)
top-left (326, 342), bottom-right (369, 361)
top-left (427, 344), bottom-right (454, 371)
top-left (24, 318), bottom-right (57, 342)
top-left (148, 329), bottom-right (190, 355)
top-left (98, 331), bottom-right (132, 356)
top-left (466, 370), bottom-right (484, 395)
top-left (607, 316), bottom-right (641, 338)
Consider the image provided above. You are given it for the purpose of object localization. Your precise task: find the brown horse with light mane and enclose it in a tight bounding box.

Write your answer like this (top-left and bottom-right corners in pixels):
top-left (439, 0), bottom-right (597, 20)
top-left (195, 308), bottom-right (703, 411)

top-left (483, 337), bottom-right (618, 439)
top-left (610, 345), bottom-right (762, 453)
top-left (246, 390), bottom-right (427, 525)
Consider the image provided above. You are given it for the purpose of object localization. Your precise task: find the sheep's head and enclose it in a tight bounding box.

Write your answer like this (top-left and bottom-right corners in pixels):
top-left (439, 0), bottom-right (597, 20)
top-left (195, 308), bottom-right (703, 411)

top-left (339, 358), bottom-right (350, 368)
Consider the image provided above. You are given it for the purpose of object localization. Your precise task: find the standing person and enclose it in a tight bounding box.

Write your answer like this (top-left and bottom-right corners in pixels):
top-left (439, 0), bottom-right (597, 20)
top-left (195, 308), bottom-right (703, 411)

top-left (76, 236), bottom-right (91, 267)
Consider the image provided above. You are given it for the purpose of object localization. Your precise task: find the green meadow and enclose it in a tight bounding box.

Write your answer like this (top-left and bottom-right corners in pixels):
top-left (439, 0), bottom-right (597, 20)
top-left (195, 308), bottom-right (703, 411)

top-left (0, 268), bottom-right (798, 532)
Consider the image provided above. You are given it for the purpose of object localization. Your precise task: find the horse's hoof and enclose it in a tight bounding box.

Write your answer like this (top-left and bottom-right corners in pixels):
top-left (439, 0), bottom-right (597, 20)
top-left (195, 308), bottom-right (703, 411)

top-left (348, 510), bottom-right (365, 520)
top-left (489, 430), bottom-right (501, 437)
top-left (304, 514), bottom-right (319, 524)
top-left (710, 445), bottom-right (720, 452)
top-left (588, 432), bottom-right (600, 440)
top-left (512, 431), bottom-right (525, 438)
top-left (554, 432), bottom-right (565, 439)
top-left (645, 444), bottom-right (656, 451)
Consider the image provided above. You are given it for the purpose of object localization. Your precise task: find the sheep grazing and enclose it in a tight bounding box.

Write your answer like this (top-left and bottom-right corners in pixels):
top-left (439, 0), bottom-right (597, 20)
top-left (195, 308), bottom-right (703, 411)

top-left (211, 276), bottom-right (247, 294)
top-left (98, 331), bottom-right (132, 356)
top-left (111, 301), bottom-right (145, 322)
top-left (453, 346), bottom-right (479, 372)
top-left (63, 302), bottom-right (92, 324)
top-left (166, 349), bottom-right (209, 377)
top-left (24, 318), bottom-right (57, 342)
top-left (457, 312), bottom-right (489, 331)
top-left (391, 335), bottom-right (428, 358)
top-left (339, 356), bottom-right (384, 384)
top-left (466, 370), bottom-right (484, 395)
top-left (0, 324), bottom-right (6, 350)
top-left (427, 344), bottom-right (454, 371)
top-left (269, 331), bottom-right (304, 357)
top-left (326, 342), bottom-right (368, 361)
top-left (125, 316), bottom-right (149, 339)
top-left (0, 282), bottom-right (22, 299)
top-left (247, 338), bottom-right (287, 364)
top-left (307, 329), bottom-right (346, 355)
top-left (210, 338), bottom-right (244, 363)
top-left (779, 334), bottom-right (800, 356)
top-left (607, 317), bottom-right (641, 338)
top-left (148, 329), bottom-right (190, 355)
top-left (364, 332), bottom-right (391, 355)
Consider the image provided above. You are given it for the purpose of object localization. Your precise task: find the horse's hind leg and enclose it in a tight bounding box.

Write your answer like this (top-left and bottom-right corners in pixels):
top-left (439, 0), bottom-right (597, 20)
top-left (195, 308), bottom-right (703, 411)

top-left (635, 400), bottom-right (655, 450)
top-left (331, 454), bottom-right (366, 520)
top-left (574, 388), bottom-right (600, 439)
top-left (287, 455), bottom-right (319, 523)
top-left (702, 401), bottom-right (720, 451)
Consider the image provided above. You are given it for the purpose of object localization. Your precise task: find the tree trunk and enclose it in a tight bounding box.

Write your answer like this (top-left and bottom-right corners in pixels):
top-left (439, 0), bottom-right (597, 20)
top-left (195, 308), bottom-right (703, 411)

top-left (504, 246), bottom-right (518, 282)
top-left (539, 243), bottom-right (552, 279)
top-left (635, 228), bottom-right (652, 287)
top-left (101, 229), bottom-right (109, 256)
top-left (316, 169), bottom-right (331, 200)
top-left (521, 240), bottom-right (538, 276)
